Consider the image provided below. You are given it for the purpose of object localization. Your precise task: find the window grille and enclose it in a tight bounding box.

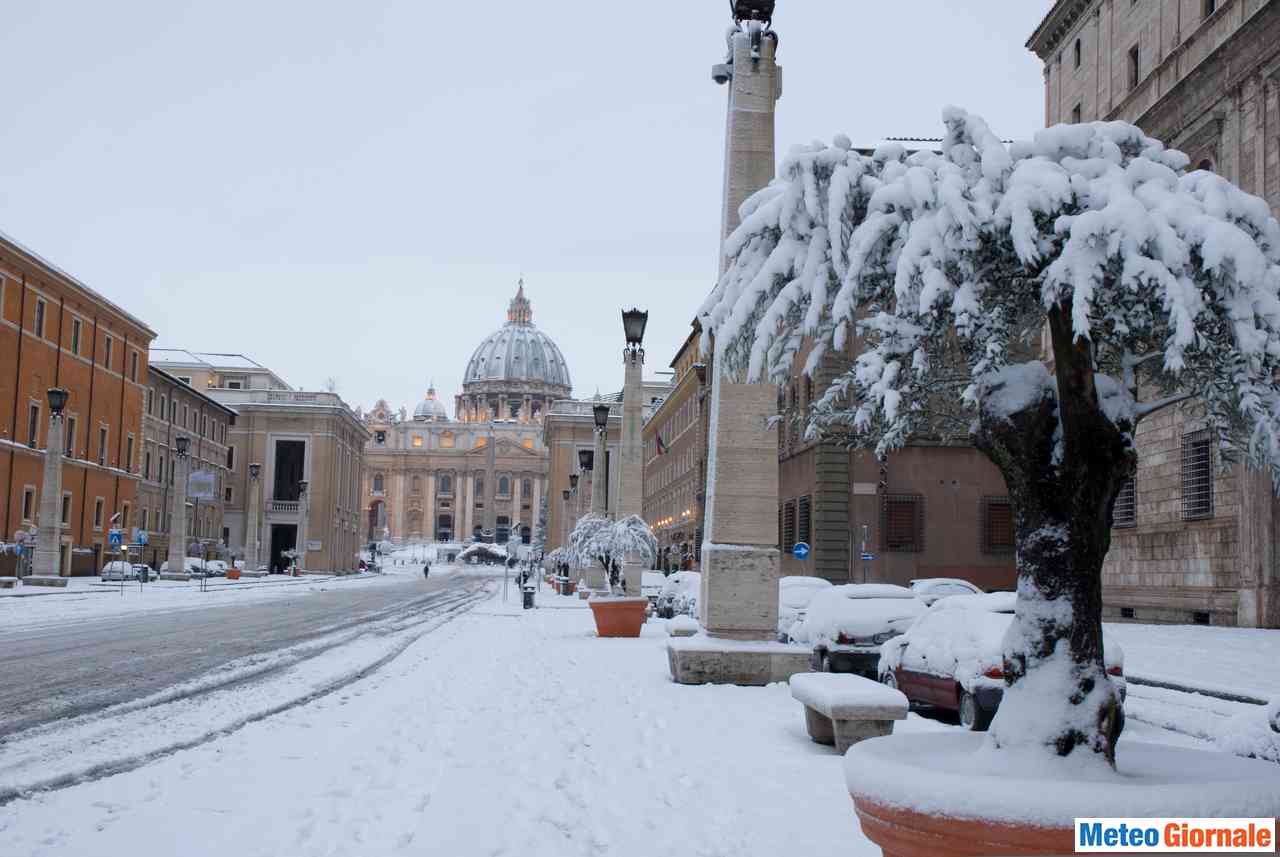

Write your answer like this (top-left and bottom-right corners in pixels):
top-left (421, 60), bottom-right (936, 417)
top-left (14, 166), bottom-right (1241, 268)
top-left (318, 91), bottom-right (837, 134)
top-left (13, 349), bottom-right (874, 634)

top-left (797, 496), bottom-right (812, 546)
top-left (782, 500), bottom-right (797, 553)
top-left (1181, 429), bottom-right (1214, 520)
top-left (981, 497), bottom-right (1015, 554)
top-left (881, 494), bottom-right (924, 552)
top-left (1113, 478), bottom-right (1136, 528)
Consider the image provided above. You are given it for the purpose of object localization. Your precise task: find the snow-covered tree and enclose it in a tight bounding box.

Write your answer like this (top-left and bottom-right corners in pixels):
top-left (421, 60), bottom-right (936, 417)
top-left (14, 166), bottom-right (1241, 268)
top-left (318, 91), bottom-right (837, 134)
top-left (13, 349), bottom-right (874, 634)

top-left (702, 108), bottom-right (1280, 766)
top-left (566, 514), bottom-right (658, 595)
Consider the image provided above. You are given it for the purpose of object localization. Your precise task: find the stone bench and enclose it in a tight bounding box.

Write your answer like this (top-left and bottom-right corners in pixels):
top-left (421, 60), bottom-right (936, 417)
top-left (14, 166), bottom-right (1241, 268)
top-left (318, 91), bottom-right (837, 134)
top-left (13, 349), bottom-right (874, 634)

top-left (790, 672), bottom-right (908, 753)
top-left (240, 570), bottom-right (269, 578)
top-left (159, 572), bottom-right (191, 581)
top-left (24, 575), bottom-right (69, 588)
top-left (0, 577), bottom-right (17, 589)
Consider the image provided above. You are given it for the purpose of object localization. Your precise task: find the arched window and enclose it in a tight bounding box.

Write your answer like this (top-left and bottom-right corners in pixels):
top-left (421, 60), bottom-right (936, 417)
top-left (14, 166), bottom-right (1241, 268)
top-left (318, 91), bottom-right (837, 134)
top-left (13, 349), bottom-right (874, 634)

top-left (440, 474), bottom-right (453, 494)
top-left (373, 473), bottom-right (384, 493)
top-left (522, 478), bottom-right (532, 498)
top-left (499, 476), bottom-right (510, 496)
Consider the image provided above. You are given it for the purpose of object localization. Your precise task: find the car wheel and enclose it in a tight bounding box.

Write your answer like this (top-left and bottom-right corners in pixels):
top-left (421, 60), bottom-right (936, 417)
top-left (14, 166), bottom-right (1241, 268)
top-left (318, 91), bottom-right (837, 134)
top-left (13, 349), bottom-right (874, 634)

top-left (819, 653), bottom-right (832, 673)
top-left (959, 690), bottom-right (994, 731)
top-left (882, 670), bottom-right (898, 690)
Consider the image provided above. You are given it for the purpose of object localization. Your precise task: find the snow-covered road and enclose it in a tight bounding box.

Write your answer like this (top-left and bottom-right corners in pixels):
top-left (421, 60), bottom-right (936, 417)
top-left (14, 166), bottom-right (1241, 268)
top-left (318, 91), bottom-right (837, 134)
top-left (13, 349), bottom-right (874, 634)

top-left (0, 584), bottom-right (1229, 857)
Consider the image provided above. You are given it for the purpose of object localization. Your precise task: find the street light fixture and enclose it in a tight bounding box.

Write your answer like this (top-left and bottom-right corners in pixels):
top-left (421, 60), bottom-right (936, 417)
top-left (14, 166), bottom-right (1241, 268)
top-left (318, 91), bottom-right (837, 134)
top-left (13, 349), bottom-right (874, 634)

top-left (175, 435), bottom-right (190, 458)
top-left (622, 308), bottom-right (649, 349)
top-left (248, 462), bottom-right (261, 480)
top-left (592, 403), bottom-right (610, 431)
top-left (569, 473), bottom-right (579, 491)
top-left (578, 449), bottom-right (594, 472)
top-left (46, 387), bottom-right (69, 416)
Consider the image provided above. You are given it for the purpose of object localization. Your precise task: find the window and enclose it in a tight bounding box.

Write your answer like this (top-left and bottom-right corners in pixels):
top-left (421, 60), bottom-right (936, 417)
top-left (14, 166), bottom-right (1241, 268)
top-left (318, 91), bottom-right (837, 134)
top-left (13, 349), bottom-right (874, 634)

top-left (781, 499), bottom-right (797, 553)
top-left (499, 476), bottom-right (510, 496)
top-left (797, 495), bottom-right (811, 546)
top-left (982, 497), bottom-right (1016, 554)
top-left (177, 376), bottom-right (191, 385)
top-left (440, 474), bottom-right (453, 494)
top-left (1073, 37), bottom-right (1081, 68)
top-left (34, 299), bottom-right (45, 338)
top-left (1128, 44), bottom-right (1139, 89)
top-left (130, 351), bottom-right (139, 382)
top-left (1071, 102), bottom-right (1082, 124)
top-left (146, 387), bottom-right (154, 414)
top-left (28, 403), bottom-right (39, 447)
top-left (1113, 478), bottom-right (1136, 528)
top-left (1193, 611), bottom-right (1211, 626)
top-left (104, 335), bottom-right (113, 368)
top-left (200, 414), bottom-right (207, 438)
top-left (65, 416), bottom-right (76, 456)
top-left (881, 494), bottom-right (924, 552)
top-left (227, 380), bottom-right (242, 390)
top-left (145, 450), bottom-right (152, 480)
top-left (522, 478), bottom-right (532, 498)
top-left (1204, 0), bottom-right (1217, 18)
top-left (412, 435), bottom-right (424, 448)
top-left (373, 473), bottom-right (384, 493)
top-left (125, 435), bottom-right (134, 472)
top-left (61, 492), bottom-right (72, 525)
top-left (183, 405), bottom-right (189, 428)
top-left (226, 446), bottom-right (235, 469)
top-left (121, 504), bottom-right (131, 529)
top-left (71, 318), bottom-right (81, 354)
top-left (98, 426), bottom-right (108, 466)
top-left (1181, 429), bottom-right (1214, 520)
top-left (375, 430), bottom-right (387, 445)
top-left (21, 487), bottom-right (34, 521)
top-left (140, 508), bottom-right (149, 530)
top-left (1120, 607), bottom-right (1136, 619)
top-left (169, 400), bottom-right (176, 422)
top-left (475, 475), bottom-right (485, 497)
top-left (225, 487), bottom-right (233, 503)
top-left (93, 498), bottom-right (104, 529)
top-left (412, 475), bottom-right (421, 494)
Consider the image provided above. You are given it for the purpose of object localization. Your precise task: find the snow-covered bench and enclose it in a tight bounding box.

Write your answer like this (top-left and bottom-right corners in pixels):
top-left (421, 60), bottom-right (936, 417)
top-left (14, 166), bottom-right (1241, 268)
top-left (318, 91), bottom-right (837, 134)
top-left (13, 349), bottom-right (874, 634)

top-left (0, 577), bottom-right (17, 589)
top-left (790, 672), bottom-right (908, 753)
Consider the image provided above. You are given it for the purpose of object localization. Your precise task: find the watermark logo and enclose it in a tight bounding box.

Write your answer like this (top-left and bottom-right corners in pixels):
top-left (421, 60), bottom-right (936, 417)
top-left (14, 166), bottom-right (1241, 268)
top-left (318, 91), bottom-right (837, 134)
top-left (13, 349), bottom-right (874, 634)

top-left (1075, 819), bottom-right (1275, 853)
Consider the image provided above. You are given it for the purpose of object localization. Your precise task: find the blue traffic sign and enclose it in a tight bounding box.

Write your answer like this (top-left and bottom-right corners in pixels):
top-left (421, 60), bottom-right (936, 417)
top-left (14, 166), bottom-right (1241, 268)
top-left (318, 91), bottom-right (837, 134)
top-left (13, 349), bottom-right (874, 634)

top-left (134, 528), bottom-right (149, 546)
top-left (108, 529), bottom-right (124, 547)
top-left (792, 542), bottom-right (810, 560)
top-left (860, 552), bottom-right (875, 561)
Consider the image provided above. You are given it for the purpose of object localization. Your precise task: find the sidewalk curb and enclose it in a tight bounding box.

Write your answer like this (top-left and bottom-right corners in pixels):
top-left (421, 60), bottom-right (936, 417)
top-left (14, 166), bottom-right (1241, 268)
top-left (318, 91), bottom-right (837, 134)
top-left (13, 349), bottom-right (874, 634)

top-left (1126, 674), bottom-right (1268, 706)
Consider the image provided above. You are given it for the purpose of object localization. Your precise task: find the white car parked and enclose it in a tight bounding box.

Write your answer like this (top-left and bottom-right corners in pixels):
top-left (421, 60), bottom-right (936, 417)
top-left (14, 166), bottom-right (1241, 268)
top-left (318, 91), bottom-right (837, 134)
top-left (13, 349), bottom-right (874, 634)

top-left (909, 577), bottom-right (983, 606)
top-left (159, 557), bottom-right (207, 576)
top-left (792, 583), bottom-right (926, 677)
top-left (777, 576), bottom-right (833, 642)
top-left (656, 571), bottom-right (701, 619)
top-left (100, 560), bottom-right (139, 581)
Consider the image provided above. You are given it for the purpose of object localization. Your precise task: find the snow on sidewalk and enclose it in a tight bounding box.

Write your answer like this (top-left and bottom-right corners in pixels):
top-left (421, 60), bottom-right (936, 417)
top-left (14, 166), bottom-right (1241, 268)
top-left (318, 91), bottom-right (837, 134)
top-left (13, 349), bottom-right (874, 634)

top-left (1104, 622), bottom-right (1280, 700)
top-left (0, 587), bottom-right (898, 857)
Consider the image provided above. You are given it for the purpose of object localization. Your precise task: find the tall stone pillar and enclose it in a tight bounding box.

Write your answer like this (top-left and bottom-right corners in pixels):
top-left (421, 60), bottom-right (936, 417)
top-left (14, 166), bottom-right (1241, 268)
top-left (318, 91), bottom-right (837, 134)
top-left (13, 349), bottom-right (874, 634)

top-left (512, 473), bottom-right (523, 542)
top-left (484, 428), bottom-right (497, 535)
top-left (167, 452), bottom-right (190, 575)
top-left (591, 424), bottom-right (608, 516)
top-left (246, 469), bottom-right (262, 570)
top-left (425, 472), bottom-right (436, 542)
top-left (700, 11), bottom-right (782, 640)
top-left (618, 342), bottom-right (647, 594)
top-left (33, 412), bottom-right (66, 578)
top-left (462, 472), bottom-right (475, 540)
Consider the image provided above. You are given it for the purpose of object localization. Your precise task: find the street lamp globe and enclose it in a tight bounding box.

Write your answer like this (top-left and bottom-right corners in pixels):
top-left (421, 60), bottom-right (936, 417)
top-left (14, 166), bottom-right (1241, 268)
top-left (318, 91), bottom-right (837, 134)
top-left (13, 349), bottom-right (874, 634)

top-left (578, 449), bottom-right (594, 472)
top-left (562, 489), bottom-right (571, 502)
top-left (621, 309), bottom-right (649, 348)
top-left (592, 403), bottom-right (610, 431)
top-left (46, 387), bottom-right (69, 416)
top-left (569, 473), bottom-right (579, 491)
top-left (248, 462), bottom-right (261, 480)
top-left (175, 435), bottom-right (190, 457)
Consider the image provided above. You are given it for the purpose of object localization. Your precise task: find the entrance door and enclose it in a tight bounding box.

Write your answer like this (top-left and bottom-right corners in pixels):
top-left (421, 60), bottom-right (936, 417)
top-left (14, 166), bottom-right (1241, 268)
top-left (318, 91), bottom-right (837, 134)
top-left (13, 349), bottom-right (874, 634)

top-left (270, 524), bottom-right (297, 574)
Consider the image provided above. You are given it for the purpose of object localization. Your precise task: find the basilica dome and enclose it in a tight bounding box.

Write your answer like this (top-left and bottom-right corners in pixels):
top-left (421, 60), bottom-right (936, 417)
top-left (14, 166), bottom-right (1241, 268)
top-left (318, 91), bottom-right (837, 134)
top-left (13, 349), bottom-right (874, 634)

top-left (457, 282), bottom-right (572, 423)
top-left (412, 385), bottom-right (450, 421)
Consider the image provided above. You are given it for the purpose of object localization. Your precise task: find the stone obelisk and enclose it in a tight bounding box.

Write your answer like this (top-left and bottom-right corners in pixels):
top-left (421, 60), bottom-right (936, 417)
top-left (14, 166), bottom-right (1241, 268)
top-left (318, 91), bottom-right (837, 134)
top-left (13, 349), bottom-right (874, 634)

top-left (689, 4), bottom-right (791, 675)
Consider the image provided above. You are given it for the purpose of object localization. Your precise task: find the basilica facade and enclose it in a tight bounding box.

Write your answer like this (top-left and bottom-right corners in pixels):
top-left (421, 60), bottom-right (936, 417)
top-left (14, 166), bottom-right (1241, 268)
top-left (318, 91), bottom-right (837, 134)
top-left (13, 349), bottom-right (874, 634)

top-left (360, 285), bottom-right (571, 545)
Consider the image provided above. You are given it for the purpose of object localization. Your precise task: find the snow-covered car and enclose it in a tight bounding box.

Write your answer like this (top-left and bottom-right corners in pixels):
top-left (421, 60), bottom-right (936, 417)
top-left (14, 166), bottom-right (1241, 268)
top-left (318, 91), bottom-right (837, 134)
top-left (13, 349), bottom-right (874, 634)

top-left (880, 596), bottom-right (1126, 731)
top-left (100, 560), bottom-right (138, 580)
top-left (204, 560), bottom-right (228, 577)
top-left (909, 577), bottom-right (983, 606)
top-left (641, 572), bottom-right (666, 610)
top-left (795, 584), bottom-right (926, 677)
top-left (777, 575), bottom-right (833, 642)
top-left (159, 558), bottom-right (207, 576)
top-left (656, 571), bottom-right (701, 619)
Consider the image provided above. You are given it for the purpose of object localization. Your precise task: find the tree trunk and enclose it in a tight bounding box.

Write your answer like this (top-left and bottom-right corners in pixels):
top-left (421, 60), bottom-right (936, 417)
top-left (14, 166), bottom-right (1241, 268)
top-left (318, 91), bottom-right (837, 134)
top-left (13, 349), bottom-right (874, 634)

top-left (972, 304), bottom-right (1133, 765)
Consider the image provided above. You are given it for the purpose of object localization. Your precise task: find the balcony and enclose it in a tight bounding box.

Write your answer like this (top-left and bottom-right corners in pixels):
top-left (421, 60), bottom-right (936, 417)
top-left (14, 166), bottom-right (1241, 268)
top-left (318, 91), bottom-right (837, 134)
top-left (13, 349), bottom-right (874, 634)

top-left (268, 500), bottom-right (300, 514)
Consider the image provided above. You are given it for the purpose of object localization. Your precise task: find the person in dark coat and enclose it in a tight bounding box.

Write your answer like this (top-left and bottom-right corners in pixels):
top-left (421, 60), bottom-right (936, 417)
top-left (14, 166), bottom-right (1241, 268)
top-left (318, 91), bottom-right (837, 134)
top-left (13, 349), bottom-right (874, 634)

top-left (423, 561), bottom-right (430, 579)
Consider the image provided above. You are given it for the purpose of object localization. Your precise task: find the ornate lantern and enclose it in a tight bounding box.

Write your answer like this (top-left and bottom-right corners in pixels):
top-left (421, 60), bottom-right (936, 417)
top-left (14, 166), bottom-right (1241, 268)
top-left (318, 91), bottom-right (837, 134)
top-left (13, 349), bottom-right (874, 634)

top-left (592, 403), bottom-right (610, 431)
top-left (175, 435), bottom-right (190, 458)
top-left (622, 308), bottom-right (649, 349)
top-left (248, 462), bottom-right (262, 480)
top-left (732, 0), bottom-right (774, 24)
top-left (46, 387), bottom-right (69, 416)
top-left (578, 449), bottom-right (594, 472)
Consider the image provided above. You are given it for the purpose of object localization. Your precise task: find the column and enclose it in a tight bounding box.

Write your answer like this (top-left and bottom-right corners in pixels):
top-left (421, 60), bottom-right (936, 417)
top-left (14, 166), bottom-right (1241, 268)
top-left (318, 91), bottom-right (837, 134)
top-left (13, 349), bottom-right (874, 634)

top-left (531, 476), bottom-right (542, 545)
top-left (700, 20), bottom-right (782, 639)
top-left (425, 472), bottom-right (436, 542)
top-left (484, 429), bottom-right (497, 534)
top-left (462, 472), bottom-right (475, 540)
top-left (617, 346), bottom-right (647, 595)
top-left (512, 473), bottom-right (523, 541)
top-left (167, 453), bottom-right (190, 575)
top-left (246, 472), bottom-right (262, 570)
top-left (33, 411), bottom-right (66, 578)
top-left (591, 425), bottom-right (607, 516)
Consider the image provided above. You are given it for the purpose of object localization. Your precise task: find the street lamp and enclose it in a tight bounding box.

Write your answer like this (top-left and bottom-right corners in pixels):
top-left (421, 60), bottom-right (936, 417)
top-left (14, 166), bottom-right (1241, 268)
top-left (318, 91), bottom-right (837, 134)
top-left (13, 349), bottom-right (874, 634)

top-left (578, 449), bottom-right (593, 472)
top-left (167, 435), bottom-right (192, 578)
top-left (592, 403), bottom-right (610, 431)
top-left (569, 473), bottom-right (579, 492)
top-left (622, 308), bottom-right (649, 356)
top-left (32, 388), bottom-right (70, 578)
top-left (591, 403), bottom-right (610, 516)
top-left (246, 462), bottom-right (262, 571)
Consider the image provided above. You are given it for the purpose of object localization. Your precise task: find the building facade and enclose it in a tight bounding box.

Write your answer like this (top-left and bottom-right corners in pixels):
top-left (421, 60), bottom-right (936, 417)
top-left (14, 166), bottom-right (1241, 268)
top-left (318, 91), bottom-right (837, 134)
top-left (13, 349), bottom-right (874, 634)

top-left (543, 397), bottom-right (621, 555)
top-left (0, 232), bottom-right (155, 576)
top-left (360, 285), bottom-right (570, 547)
top-left (135, 366), bottom-right (236, 568)
top-left (642, 325), bottom-right (710, 572)
top-left (1029, 0), bottom-right (1280, 627)
top-left (152, 351), bottom-right (367, 574)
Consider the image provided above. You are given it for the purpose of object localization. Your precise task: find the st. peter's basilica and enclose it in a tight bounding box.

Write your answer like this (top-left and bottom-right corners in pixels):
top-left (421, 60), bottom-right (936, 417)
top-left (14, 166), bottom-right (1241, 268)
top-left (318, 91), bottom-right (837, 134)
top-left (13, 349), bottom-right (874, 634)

top-left (359, 284), bottom-right (572, 544)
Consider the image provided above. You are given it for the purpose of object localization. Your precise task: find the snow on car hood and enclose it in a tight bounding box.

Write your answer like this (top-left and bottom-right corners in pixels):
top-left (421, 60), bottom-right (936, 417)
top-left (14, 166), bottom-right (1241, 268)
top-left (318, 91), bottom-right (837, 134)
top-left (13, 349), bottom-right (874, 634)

top-left (794, 586), bottom-right (924, 644)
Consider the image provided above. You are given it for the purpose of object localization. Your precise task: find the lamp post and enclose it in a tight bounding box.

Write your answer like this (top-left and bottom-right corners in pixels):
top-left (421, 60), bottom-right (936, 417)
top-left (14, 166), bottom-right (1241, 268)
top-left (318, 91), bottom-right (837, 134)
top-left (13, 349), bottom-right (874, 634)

top-left (297, 479), bottom-right (309, 575)
top-left (246, 462), bottom-right (262, 571)
top-left (167, 435), bottom-right (191, 577)
top-left (619, 309), bottom-right (648, 595)
top-left (592, 403), bottom-right (609, 516)
top-left (560, 487), bottom-right (572, 566)
top-left (33, 388), bottom-right (69, 578)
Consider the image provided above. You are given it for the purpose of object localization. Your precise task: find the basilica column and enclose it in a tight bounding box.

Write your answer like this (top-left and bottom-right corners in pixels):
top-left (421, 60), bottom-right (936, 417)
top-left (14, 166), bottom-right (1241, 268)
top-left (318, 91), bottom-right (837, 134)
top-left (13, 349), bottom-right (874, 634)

top-left (531, 476), bottom-right (543, 547)
top-left (512, 474), bottom-right (523, 541)
top-left (462, 472), bottom-right (475, 540)
top-left (424, 472), bottom-right (436, 543)
top-left (484, 427), bottom-right (498, 535)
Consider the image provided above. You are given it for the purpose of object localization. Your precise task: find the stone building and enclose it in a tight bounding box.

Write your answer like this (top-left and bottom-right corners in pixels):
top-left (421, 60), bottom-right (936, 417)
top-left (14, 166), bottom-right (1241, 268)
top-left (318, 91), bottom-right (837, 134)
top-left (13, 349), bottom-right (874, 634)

top-left (1029, 0), bottom-right (1280, 627)
top-left (152, 351), bottom-right (367, 574)
top-left (360, 286), bottom-right (568, 546)
top-left (0, 231), bottom-right (155, 576)
top-left (642, 324), bottom-right (710, 572)
top-left (134, 366), bottom-right (236, 568)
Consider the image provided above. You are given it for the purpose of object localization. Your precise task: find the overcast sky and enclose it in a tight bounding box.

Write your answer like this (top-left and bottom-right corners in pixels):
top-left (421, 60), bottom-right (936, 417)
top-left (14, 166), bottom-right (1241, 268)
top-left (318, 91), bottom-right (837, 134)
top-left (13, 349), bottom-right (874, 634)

top-left (1, 1), bottom-right (1051, 415)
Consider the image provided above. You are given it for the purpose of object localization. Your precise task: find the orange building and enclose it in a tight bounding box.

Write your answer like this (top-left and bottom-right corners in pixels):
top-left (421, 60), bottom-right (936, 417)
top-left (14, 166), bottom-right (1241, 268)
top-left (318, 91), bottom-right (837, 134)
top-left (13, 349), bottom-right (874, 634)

top-left (0, 232), bottom-right (156, 575)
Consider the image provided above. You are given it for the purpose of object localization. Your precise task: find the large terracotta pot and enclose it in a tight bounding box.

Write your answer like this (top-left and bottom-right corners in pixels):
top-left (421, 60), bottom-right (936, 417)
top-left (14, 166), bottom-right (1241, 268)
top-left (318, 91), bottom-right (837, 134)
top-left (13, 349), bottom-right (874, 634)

top-left (846, 732), bottom-right (1280, 857)
top-left (226, 570), bottom-right (241, 581)
top-left (853, 797), bottom-right (1070, 857)
top-left (588, 597), bottom-right (647, 638)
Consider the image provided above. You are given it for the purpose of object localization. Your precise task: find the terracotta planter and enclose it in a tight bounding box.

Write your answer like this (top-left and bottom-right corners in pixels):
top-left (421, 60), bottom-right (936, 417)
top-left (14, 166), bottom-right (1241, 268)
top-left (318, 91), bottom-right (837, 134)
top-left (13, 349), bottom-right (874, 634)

top-left (846, 732), bottom-right (1280, 857)
top-left (588, 597), bottom-right (647, 637)
top-left (853, 796), bottom-right (1071, 857)
top-left (226, 570), bottom-right (241, 581)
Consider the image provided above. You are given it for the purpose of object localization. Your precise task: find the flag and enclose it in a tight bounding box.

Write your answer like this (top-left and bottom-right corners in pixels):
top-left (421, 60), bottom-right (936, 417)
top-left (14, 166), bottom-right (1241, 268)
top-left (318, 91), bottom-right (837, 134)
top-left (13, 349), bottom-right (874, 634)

top-left (655, 434), bottom-right (667, 455)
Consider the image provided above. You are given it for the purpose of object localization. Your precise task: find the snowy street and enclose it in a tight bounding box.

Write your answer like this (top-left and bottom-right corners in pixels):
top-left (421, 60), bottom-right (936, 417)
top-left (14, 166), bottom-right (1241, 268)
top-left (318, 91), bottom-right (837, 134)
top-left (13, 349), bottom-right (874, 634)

top-left (0, 568), bottom-right (1251, 857)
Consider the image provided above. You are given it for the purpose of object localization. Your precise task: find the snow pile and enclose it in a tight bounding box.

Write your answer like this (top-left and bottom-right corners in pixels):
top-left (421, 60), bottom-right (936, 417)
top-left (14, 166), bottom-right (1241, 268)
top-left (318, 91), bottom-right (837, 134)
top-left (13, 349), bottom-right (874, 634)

top-left (792, 585), bottom-right (924, 646)
top-left (1216, 697), bottom-right (1280, 763)
top-left (666, 614), bottom-right (699, 636)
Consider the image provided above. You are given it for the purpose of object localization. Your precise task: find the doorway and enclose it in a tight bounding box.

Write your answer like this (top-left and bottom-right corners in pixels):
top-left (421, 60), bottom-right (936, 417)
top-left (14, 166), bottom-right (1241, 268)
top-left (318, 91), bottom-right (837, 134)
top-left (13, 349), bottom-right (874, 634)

top-left (270, 524), bottom-right (297, 574)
